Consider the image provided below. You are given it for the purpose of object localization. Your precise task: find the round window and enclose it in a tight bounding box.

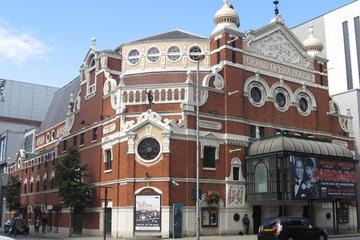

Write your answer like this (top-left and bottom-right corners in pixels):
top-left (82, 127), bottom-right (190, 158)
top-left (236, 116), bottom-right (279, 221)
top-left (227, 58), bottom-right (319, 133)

top-left (189, 46), bottom-right (203, 61)
top-left (250, 87), bottom-right (262, 103)
top-left (147, 47), bottom-right (160, 63)
top-left (298, 97), bottom-right (309, 113)
top-left (167, 46), bottom-right (181, 61)
top-left (137, 137), bottom-right (161, 162)
top-left (275, 92), bottom-right (286, 108)
top-left (128, 49), bottom-right (140, 64)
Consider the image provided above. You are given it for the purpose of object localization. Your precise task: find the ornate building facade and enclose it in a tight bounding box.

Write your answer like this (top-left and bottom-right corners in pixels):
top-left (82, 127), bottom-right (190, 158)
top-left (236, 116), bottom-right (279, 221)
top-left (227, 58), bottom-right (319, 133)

top-left (8, 0), bottom-right (357, 238)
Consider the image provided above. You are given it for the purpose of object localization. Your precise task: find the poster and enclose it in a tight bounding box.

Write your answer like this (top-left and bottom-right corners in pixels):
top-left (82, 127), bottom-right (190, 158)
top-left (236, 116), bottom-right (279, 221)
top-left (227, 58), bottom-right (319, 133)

top-left (291, 156), bottom-right (356, 200)
top-left (135, 195), bottom-right (161, 231)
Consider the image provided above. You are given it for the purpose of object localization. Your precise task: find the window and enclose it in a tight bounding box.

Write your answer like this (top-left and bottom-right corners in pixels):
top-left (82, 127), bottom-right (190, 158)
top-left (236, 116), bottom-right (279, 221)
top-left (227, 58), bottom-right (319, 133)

top-left (338, 203), bottom-right (349, 223)
top-left (354, 17), bottom-right (360, 83)
top-left (36, 180), bottom-right (40, 192)
top-left (189, 46), bottom-right (203, 61)
top-left (128, 49), bottom-right (140, 64)
top-left (167, 46), bottom-right (181, 61)
top-left (24, 134), bottom-right (33, 153)
top-left (147, 47), bottom-right (160, 63)
top-left (296, 93), bottom-right (312, 116)
top-left (63, 140), bottom-right (67, 151)
top-left (250, 125), bottom-right (265, 138)
top-left (24, 183), bottom-right (27, 194)
top-left (203, 146), bottom-right (216, 168)
top-left (73, 136), bottom-right (77, 147)
top-left (201, 207), bottom-right (218, 227)
top-left (254, 163), bottom-right (268, 193)
top-left (233, 167), bottom-right (239, 180)
top-left (247, 82), bottom-right (266, 107)
top-left (342, 21), bottom-right (353, 90)
top-left (92, 128), bottom-right (98, 141)
top-left (43, 178), bottom-right (47, 191)
top-left (80, 133), bottom-right (85, 145)
top-left (30, 182), bottom-right (33, 193)
top-left (273, 88), bottom-right (290, 112)
top-left (0, 137), bottom-right (6, 162)
top-left (105, 149), bottom-right (112, 171)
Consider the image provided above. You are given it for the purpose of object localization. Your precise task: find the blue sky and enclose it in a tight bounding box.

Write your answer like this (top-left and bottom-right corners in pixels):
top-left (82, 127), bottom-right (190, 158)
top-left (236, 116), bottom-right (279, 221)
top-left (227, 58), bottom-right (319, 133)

top-left (0, 0), bottom-right (355, 88)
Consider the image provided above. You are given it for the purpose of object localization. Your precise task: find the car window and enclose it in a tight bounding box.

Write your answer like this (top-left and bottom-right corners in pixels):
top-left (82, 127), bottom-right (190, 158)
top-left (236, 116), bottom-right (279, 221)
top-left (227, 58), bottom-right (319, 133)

top-left (262, 219), bottom-right (278, 227)
top-left (290, 219), bottom-right (303, 226)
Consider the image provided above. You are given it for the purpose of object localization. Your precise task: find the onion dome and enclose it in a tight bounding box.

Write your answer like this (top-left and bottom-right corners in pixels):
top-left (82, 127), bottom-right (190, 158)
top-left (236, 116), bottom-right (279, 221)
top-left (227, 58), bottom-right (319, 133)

top-left (212, 0), bottom-right (240, 35)
top-left (303, 26), bottom-right (323, 58)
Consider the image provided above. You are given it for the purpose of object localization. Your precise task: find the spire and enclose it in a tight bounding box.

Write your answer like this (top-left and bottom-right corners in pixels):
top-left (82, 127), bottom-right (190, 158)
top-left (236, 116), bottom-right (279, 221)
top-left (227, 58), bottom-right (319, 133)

top-left (212, 0), bottom-right (240, 35)
top-left (303, 25), bottom-right (324, 58)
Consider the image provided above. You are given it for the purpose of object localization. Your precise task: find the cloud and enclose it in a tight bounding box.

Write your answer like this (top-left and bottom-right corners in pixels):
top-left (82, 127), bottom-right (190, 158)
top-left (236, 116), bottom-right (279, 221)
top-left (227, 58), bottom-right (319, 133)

top-left (0, 20), bottom-right (49, 64)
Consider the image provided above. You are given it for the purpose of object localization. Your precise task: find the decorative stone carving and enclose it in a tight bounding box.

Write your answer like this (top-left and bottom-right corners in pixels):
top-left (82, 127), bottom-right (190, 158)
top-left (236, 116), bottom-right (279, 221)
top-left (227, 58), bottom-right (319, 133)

top-left (64, 94), bottom-right (75, 136)
top-left (227, 184), bottom-right (246, 207)
top-left (248, 30), bottom-right (310, 68)
top-left (200, 63), bottom-right (225, 106)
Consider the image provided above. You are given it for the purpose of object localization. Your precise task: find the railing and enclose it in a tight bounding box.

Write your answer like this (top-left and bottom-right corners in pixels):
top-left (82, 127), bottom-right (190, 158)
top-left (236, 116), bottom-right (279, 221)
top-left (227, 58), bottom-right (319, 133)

top-left (121, 85), bottom-right (188, 105)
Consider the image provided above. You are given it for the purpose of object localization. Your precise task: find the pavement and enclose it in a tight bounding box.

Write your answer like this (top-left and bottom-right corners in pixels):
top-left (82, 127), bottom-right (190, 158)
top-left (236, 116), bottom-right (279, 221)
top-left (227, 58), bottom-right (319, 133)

top-left (2, 231), bottom-right (360, 240)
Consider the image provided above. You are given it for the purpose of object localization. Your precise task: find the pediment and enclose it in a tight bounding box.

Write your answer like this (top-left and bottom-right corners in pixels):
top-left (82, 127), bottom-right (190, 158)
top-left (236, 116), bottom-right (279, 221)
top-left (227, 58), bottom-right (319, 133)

top-left (244, 23), bottom-right (313, 69)
top-left (124, 110), bottom-right (171, 134)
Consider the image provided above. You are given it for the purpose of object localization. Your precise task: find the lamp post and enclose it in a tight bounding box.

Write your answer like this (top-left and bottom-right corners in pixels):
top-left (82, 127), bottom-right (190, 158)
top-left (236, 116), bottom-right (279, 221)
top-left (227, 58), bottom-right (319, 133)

top-left (189, 50), bottom-right (205, 240)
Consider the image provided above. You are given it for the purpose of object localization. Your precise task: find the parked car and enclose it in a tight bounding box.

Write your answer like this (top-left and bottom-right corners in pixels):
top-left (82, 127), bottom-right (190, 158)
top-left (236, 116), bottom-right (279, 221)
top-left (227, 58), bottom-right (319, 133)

top-left (3, 218), bottom-right (29, 235)
top-left (257, 216), bottom-right (328, 240)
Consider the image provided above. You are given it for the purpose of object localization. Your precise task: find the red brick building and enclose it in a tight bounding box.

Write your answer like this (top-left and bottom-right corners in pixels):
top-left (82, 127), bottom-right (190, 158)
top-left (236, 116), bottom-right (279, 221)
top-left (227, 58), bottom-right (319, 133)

top-left (8, 0), bottom-right (357, 237)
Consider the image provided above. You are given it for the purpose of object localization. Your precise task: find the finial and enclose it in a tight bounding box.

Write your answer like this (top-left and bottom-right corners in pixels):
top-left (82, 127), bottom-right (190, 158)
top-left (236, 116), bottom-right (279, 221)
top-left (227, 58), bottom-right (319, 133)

top-left (224, 0), bottom-right (230, 5)
top-left (273, 1), bottom-right (279, 16)
top-left (91, 37), bottom-right (96, 49)
top-left (308, 25), bottom-right (314, 35)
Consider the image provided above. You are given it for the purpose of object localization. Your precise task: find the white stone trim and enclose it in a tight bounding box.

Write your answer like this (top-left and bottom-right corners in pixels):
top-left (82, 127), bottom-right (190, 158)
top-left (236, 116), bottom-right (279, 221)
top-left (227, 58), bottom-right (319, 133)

top-left (134, 186), bottom-right (163, 195)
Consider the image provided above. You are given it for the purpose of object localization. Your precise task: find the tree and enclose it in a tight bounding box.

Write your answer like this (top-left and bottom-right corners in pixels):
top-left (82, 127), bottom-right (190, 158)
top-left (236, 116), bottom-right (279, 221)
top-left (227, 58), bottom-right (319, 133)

top-left (4, 175), bottom-right (21, 216)
top-left (53, 148), bottom-right (93, 236)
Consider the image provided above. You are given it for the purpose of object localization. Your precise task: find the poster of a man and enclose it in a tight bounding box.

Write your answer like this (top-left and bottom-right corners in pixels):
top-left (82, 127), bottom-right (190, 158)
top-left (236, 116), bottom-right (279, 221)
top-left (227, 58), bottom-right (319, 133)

top-left (293, 156), bottom-right (319, 199)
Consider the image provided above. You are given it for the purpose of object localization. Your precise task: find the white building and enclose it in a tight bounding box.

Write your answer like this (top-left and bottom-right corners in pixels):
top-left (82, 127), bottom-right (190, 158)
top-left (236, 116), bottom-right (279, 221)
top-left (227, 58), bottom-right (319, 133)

top-left (292, 0), bottom-right (360, 95)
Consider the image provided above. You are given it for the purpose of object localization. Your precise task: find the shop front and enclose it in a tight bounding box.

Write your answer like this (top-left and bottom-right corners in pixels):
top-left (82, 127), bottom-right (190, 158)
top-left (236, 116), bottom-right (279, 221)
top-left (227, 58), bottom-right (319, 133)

top-left (246, 134), bottom-right (358, 234)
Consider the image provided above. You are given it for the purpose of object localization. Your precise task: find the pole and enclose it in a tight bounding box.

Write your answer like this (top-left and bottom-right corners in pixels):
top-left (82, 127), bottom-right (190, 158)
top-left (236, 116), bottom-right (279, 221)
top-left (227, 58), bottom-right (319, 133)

top-left (195, 58), bottom-right (200, 240)
top-left (104, 187), bottom-right (108, 240)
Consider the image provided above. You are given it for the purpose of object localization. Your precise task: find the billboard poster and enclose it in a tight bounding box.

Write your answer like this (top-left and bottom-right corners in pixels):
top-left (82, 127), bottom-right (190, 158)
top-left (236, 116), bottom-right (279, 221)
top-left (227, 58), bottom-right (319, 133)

top-left (291, 156), bottom-right (356, 200)
top-left (135, 195), bottom-right (161, 231)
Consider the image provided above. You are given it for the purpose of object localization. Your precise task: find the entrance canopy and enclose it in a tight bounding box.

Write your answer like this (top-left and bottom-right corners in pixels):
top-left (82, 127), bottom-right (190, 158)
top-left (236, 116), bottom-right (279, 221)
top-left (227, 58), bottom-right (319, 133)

top-left (248, 135), bottom-right (353, 159)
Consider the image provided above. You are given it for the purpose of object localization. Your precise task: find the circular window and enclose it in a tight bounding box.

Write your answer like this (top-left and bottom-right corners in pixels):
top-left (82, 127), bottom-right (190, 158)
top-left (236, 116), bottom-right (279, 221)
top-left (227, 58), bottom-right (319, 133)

top-left (233, 213), bottom-right (240, 222)
top-left (137, 137), bottom-right (161, 162)
top-left (250, 87), bottom-right (262, 103)
top-left (189, 46), bottom-right (203, 61)
top-left (273, 88), bottom-right (290, 112)
top-left (248, 82), bottom-right (266, 107)
top-left (297, 93), bottom-right (311, 116)
top-left (128, 49), bottom-right (140, 65)
top-left (167, 46), bottom-right (181, 61)
top-left (147, 47), bottom-right (160, 63)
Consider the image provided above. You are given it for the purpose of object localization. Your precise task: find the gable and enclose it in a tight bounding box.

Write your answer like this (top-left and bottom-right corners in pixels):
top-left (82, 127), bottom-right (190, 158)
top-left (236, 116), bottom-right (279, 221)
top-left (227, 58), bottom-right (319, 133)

top-left (244, 23), bottom-right (313, 70)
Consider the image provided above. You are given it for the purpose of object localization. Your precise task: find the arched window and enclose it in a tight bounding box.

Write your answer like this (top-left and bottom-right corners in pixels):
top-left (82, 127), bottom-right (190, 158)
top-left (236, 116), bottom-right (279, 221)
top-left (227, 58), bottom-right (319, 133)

top-left (254, 163), bottom-right (268, 193)
top-left (43, 178), bottom-right (47, 191)
top-left (30, 182), bottom-right (33, 192)
top-left (24, 183), bottom-right (27, 193)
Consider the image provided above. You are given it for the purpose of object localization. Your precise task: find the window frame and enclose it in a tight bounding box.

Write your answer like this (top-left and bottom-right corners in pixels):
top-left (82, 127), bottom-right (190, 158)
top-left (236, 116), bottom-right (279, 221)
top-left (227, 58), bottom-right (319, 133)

top-left (203, 146), bottom-right (216, 169)
top-left (201, 207), bottom-right (218, 227)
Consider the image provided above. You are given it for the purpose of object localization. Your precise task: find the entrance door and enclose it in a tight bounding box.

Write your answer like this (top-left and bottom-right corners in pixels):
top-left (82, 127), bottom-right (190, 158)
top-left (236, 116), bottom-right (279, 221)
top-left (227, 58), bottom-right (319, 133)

top-left (253, 205), bottom-right (262, 234)
top-left (105, 208), bottom-right (112, 234)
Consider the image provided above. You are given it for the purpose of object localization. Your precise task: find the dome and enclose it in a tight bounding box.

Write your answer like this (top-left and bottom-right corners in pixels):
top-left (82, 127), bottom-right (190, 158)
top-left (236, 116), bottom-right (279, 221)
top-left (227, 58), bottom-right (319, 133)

top-left (212, 0), bottom-right (240, 34)
top-left (303, 26), bottom-right (323, 57)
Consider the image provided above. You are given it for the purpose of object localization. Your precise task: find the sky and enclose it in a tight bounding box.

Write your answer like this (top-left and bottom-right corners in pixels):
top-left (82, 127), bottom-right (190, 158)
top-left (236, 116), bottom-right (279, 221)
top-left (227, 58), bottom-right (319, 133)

top-left (0, 0), bottom-right (356, 88)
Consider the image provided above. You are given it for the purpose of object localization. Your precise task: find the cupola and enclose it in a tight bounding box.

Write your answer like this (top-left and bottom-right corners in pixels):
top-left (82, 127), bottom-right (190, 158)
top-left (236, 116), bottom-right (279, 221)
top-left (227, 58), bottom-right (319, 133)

top-left (303, 26), bottom-right (323, 58)
top-left (212, 0), bottom-right (240, 35)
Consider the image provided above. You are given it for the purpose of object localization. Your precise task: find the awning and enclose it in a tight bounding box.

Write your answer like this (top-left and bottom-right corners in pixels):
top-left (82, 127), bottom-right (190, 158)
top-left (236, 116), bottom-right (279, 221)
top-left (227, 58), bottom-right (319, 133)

top-left (248, 135), bottom-right (353, 159)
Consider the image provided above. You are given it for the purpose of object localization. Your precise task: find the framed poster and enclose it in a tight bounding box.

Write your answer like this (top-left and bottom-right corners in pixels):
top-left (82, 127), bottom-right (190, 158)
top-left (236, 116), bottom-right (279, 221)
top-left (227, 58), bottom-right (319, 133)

top-left (135, 195), bottom-right (161, 231)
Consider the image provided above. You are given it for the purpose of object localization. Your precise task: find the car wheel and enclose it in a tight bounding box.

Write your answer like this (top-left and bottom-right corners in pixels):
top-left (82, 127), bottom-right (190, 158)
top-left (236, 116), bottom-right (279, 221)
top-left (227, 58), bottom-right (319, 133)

top-left (319, 235), bottom-right (326, 240)
top-left (287, 237), bottom-right (295, 240)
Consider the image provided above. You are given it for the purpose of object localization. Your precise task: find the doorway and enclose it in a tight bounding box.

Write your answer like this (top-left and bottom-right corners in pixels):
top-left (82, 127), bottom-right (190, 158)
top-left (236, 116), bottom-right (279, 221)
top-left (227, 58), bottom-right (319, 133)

top-left (253, 205), bottom-right (262, 234)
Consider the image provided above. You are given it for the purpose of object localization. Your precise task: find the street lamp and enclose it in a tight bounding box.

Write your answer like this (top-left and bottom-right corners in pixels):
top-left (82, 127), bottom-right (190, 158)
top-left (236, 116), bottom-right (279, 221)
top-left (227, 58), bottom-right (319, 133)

top-left (189, 49), bottom-right (205, 240)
